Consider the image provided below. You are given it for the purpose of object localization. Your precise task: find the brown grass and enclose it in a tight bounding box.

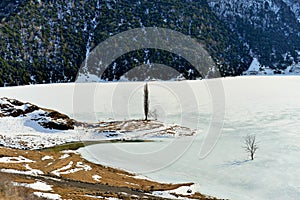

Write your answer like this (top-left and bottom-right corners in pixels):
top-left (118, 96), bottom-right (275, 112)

top-left (0, 147), bottom-right (221, 200)
top-left (0, 173), bottom-right (46, 200)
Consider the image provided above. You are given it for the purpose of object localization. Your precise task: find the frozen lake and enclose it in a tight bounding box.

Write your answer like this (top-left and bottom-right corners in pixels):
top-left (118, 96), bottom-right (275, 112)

top-left (1, 76), bottom-right (300, 199)
top-left (77, 76), bottom-right (300, 200)
top-left (78, 110), bottom-right (300, 200)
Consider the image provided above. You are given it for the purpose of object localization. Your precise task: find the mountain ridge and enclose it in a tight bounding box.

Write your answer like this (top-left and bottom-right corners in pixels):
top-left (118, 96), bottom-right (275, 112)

top-left (207, 0), bottom-right (300, 72)
top-left (0, 0), bottom-right (250, 86)
top-left (1, 0), bottom-right (300, 85)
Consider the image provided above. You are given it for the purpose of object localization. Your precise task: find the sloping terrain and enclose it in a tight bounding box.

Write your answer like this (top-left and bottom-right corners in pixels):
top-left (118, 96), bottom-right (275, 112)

top-left (0, 0), bottom-right (251, 86)
top-left (1, 0), bottom-right (300, 82)
top-left (207, 0), bottom-right (300, 72)
top-left (0, 0), bottom-right (23, 19)
top-left (0, 147), bottom-right (217, 200)
top-left (0, 97), bottom-right (74, 130)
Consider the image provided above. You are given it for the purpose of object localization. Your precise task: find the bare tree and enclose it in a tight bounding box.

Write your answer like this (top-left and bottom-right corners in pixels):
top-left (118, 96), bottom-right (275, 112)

top-left (144, 83), bottom-right (149, 120)
top-left (244, 135), bottom-right (258, 160)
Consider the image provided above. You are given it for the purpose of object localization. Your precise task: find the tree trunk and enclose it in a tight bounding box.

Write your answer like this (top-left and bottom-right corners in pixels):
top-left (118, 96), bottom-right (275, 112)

top-left (144, 83), bottom-right (149, 120)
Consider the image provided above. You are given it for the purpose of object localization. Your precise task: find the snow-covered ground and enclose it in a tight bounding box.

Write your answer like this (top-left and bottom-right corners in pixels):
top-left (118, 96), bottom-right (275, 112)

top-left (0, 115), bottom-right (196, 149)
top-left (1, 76), bottom-right (300, 199)
top-left (243, 58), bottom-right (300, 75)
top-left (12, 181), bottom-right (53, 192)
top-left (33, 192), bottom-right (61, 200)
top-left (0, 117), bottom-right (97, 149)
top-left (0, 82), bottom-right (199, 149)
top-left (13, 180), bottom-right (61, 200)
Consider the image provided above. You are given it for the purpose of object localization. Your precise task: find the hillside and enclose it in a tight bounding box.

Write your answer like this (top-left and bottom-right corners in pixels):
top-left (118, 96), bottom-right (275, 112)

top-left (0, 0), bottom-right (22, 19)
top-left (0, 147), bottom-right (207, 199)
top-left (207, 0), bottom-right (300, 72)
top-left (2, 0), bottom-right (300, 84)
top-left (0, 0), bottom-right (251, 86)
top-left (0, 97), bottom-right (74, 130)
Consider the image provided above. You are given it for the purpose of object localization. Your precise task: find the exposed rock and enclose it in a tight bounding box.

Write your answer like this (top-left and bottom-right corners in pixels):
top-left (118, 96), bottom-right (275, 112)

top-left (0, 97), bottom-right (74, 130)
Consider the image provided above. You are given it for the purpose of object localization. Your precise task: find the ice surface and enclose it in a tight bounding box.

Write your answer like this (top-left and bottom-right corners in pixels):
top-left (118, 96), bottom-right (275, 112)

top-left (1, 77), bottom-right (300, 199)
top-left (75, 77), bottom-right (300, 200)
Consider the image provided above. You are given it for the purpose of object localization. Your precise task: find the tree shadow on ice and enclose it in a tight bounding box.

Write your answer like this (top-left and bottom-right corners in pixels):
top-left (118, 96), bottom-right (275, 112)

top-left (222, 159), bottom-right (251, 167)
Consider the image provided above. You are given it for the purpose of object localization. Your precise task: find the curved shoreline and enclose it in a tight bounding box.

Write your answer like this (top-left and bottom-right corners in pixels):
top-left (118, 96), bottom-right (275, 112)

top-left (0, 146), bottom-right (219, 200)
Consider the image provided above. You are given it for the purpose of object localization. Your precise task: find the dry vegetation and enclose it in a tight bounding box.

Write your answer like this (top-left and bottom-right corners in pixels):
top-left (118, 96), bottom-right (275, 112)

top-left (0, 172), bottom-right (46, 200)
top-left (0, 147), bottom-right (220, 200)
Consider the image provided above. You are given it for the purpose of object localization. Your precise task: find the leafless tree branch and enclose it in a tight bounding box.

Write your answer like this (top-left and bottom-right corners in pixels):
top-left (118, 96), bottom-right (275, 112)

top-left (244, 135), bottom-right (258, 160)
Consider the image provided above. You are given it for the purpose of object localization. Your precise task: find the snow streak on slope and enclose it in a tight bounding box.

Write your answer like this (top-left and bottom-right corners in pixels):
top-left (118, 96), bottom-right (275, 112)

top-left (282, 0), bottom-right (300, 22)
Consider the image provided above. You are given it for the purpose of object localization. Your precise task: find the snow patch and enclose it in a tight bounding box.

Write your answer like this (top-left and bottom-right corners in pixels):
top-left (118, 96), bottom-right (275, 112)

top-left (59, 154), bottom-right (70, 159)
top-left (1, 164), bottom-right (44, 176)
top-left (51, 161), bottom-right (73, 176)
top-left (92, 175), bottom-right (102, 182)
top-left (13, 181), bottom-right (53, 192)
top-left (51, 161), bottom-right (91, 176)
top-left (169, 184), bottom-right (196, 196)
top-left (33, 192), bottom-right (61, 200)
top-left (41, 155), bottom-right (53, 161)
top-left (0, 156), bottom-right (34, 163)
top-left (243, 58), bottom-right (265, 75)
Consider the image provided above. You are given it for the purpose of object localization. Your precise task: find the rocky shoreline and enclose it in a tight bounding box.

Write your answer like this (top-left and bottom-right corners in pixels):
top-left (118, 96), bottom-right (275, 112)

top-left (0, 97), bottom-right (196, 150)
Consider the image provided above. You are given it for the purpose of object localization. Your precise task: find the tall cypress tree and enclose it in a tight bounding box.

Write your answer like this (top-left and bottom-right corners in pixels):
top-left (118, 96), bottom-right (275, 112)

top-left (144, 83), bottom-right (149, 120)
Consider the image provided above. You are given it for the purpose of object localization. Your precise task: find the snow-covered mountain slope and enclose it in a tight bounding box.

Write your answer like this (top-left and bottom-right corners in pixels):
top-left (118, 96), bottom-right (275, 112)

top-left (282, 0), bottom-right (300, 22)
top-left (0, 0), bottom-right (23, 19)
top-left (0, 0), bottom-right (251, 86)
top-left (244, 58), bottom-right (300, 75)
top-left (207, 0), bottom-right (300, 70)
